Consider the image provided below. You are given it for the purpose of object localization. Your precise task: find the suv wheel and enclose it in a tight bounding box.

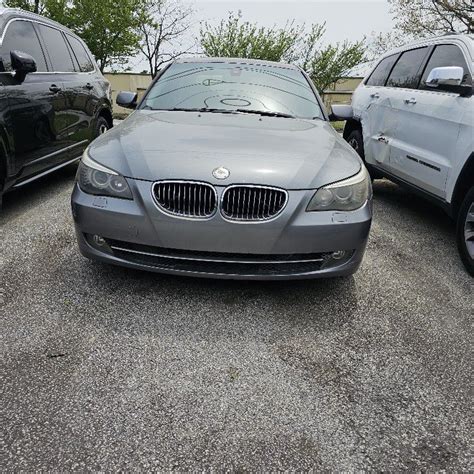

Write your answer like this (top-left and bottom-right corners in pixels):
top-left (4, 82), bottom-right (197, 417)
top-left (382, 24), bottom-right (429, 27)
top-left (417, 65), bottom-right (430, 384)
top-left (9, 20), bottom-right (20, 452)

top-left (457, 186), bottom-right (474, 276)
top-left (347, 129), bottom-right (364, 159)
top-left (94, 116), bottom-right (110, 138)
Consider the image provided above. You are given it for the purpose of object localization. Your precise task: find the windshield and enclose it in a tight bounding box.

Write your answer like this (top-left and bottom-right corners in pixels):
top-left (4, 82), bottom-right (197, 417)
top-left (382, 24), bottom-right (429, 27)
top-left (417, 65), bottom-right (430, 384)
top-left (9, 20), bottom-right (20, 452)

top-left (140, 61), bottom-right (324, 120)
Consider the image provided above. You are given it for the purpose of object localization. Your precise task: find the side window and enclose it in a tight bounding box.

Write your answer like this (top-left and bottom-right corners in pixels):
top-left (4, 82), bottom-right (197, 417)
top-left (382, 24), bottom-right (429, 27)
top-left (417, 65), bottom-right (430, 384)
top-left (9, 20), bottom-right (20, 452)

top-left (66, 34), bottom-right (94, 72)
top-left (386, 47), bottom-right (428, 89)
top-left (36, 24), bottom-right (75, 72)
top-left (366, 54), bottom-right (398, 87)
top-left (420, 44), bottom-right (472, 89)
top-left (0, 20), bottom-right (47, 72)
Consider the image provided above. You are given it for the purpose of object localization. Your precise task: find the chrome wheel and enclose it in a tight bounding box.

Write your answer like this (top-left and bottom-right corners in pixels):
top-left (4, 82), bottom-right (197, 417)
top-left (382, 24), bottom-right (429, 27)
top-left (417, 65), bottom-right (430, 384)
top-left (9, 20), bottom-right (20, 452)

top-left (98, 123), bottom-right (109, 135)
top-left (464, 203), bottom-right (474, 259)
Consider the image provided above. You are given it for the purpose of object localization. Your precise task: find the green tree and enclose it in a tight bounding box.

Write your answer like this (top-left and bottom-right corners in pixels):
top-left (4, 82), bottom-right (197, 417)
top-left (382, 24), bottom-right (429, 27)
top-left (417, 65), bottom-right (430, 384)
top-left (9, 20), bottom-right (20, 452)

top-left (200, 11), bottom-right (302, 62)
top-left (71, 0), bottom-right (143, 72)
top-left (296, 23), bottom-right (365, 93)
top-left (3, 0), bottom-right (44, 13)
top-left (4, 0), bottom-right (144, 72)
top-left (200, 13), bottom-right (366, 93)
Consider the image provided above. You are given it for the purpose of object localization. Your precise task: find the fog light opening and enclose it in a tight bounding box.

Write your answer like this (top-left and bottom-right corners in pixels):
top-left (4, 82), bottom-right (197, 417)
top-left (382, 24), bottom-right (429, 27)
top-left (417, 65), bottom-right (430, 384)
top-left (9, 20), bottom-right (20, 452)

top-left (331, 250), bottom-right (347, 260)
top-left (93, 234), bottom-right (106, 247)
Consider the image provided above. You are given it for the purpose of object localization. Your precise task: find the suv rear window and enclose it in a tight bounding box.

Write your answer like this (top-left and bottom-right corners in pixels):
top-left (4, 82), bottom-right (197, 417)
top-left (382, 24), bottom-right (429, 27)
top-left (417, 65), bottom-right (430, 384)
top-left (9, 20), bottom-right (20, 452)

top-left (386, 47), bottom-right (428, 89)
top-left (67, 34), bottom-right (94, 72)
top-left (37, 24), bottom-right (75, 72)
top-left (366, 54), bottom-right (398, 86)
top-left (0, 20), bottom-right (47, 72)
top-left (420, 44), bottom-right (471, 89)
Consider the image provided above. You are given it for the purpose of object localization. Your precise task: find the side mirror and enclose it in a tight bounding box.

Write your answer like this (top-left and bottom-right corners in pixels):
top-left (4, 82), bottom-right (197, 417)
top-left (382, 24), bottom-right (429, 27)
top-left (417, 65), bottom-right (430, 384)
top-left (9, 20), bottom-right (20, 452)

top-left (116, 91), bottom-right (138, 109)
top-left (11, 50), bottom-right (36, 80)
top-left (425, 66), bottom-right (472, 97)
top-left (329, 104), bottom-right (353, 121)
top-left (426, 66), bottom-right (463, 87)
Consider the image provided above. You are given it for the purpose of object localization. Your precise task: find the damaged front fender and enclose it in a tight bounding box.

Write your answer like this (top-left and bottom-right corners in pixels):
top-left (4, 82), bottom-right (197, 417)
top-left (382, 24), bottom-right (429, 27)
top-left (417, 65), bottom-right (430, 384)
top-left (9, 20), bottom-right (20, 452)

top-left (361, 95), bottom-right (398, 166)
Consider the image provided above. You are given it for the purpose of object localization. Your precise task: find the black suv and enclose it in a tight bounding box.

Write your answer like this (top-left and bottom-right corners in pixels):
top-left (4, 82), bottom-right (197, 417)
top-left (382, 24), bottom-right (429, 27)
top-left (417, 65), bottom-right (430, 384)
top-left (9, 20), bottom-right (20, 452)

top-left (0, 8), bottom-right (113, 202)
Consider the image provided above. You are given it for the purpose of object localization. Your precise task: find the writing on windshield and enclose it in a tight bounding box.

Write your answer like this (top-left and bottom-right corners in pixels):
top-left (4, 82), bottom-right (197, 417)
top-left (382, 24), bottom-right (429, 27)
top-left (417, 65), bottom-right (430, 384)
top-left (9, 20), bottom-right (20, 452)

top-left (141, 62), bottom-right (323, 120)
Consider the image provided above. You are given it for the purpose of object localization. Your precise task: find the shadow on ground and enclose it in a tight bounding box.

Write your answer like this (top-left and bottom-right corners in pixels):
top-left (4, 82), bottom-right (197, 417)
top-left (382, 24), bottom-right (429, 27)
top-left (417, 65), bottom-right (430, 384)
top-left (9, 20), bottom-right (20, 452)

top-left (1, 163), bottom-right (77, 221)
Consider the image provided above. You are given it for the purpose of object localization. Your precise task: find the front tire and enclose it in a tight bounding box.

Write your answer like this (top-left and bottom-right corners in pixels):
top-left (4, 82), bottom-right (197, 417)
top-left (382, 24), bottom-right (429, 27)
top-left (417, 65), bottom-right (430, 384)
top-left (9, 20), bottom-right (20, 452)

top-left (94, 116), bottom-right (110, 138)
top-left (457, 186), bottom-right (474, 276)
top-left (0, 153), bottom-right (6, 208)
top-left (347, 129), bottom-right (365, 159)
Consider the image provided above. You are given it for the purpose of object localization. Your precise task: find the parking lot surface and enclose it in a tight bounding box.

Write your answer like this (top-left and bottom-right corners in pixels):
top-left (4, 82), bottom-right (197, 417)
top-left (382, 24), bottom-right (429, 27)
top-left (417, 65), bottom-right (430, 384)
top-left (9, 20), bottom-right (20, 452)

top-left (1, 165), bottom-right (473, 471)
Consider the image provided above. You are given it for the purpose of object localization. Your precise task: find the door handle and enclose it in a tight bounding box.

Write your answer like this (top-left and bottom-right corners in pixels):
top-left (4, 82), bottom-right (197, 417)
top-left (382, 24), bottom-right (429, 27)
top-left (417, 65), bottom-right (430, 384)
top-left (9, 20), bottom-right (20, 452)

top-left (49, 84), bottom-right (61, 93)
top-left (404, 98), bottom-right (417, 104)
top-left (370, 93), bottom-right (380, 99)
top-left (85, 83), bottom-right (93, 90)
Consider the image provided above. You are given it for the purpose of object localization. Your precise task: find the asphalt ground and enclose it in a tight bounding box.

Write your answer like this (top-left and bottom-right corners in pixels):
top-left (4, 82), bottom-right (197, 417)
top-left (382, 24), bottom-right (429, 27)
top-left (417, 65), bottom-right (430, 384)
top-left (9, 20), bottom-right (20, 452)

top-left (1, 164), bottom-right (473, 471)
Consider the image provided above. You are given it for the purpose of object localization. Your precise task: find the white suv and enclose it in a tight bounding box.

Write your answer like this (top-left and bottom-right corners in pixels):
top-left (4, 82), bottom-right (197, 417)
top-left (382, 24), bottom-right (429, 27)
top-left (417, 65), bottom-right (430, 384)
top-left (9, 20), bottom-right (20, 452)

top-left (333, 34), bottom-right (473, 275)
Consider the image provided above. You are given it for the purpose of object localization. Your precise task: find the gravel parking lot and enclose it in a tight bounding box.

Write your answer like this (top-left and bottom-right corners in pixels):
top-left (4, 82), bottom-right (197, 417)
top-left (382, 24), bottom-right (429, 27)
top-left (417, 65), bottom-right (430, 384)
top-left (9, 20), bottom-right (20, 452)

top-left (1, 164), bottom-right (473, 471)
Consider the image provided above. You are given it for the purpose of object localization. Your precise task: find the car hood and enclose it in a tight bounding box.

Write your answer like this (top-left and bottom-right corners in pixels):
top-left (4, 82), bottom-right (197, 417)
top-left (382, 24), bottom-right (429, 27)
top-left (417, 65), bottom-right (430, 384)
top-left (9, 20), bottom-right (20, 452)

top-left (88, 110), bottom-right (361, 189)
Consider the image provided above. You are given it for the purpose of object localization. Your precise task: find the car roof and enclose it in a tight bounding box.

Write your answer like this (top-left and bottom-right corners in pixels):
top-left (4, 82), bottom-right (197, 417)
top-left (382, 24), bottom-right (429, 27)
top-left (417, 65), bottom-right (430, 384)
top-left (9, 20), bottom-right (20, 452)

top-left (0, 7), bottom-right (76, 38)
top-left (175, 56), bottom-right (301, 70)
top-left (379, 33), bottom-right (474, 61)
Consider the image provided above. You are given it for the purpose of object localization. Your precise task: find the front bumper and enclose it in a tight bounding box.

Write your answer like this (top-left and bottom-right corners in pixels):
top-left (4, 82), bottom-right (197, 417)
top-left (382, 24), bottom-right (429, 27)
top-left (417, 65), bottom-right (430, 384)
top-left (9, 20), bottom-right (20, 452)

top-left (71, 179), bottom-right (372, 280)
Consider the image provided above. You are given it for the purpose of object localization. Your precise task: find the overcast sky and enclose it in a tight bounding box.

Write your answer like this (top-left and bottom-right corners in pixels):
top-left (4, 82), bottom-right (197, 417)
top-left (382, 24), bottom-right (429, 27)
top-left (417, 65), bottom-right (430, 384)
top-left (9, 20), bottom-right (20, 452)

top-left (194, 0), bottom-right (394, 43)
top-left (130, 0), bottom-right (395, 71)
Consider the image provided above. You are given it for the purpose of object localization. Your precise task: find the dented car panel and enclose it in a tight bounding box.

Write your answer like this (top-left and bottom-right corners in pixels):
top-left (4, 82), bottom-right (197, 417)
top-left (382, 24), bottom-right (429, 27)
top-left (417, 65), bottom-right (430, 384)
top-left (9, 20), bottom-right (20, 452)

top-left (361, 94), bottom-right (398, 168)
top-left (346, 34), bottom-right (474, 275)
top-left (350, 34), bottom-right (473, 204)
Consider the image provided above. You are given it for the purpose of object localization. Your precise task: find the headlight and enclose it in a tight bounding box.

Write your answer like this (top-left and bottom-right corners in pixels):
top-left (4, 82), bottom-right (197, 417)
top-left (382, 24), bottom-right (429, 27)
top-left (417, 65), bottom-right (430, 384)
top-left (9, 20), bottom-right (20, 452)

top-left (77, 149), bottom-right (132, 199)
top-left (307, 166), bottom-right (371, 211)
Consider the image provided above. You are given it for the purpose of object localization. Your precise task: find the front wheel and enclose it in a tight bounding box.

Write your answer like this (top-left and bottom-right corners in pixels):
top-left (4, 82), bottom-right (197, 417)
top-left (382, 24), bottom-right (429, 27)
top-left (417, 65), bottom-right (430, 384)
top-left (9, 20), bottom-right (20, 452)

top-left (94, 116), bottom-right (110, 138)
top-left (347, 129), bottom-right (365, 159)
top-left (457, 186), bottom-right (474, 276)
top-left (0, 155), bottom-right (6, 208)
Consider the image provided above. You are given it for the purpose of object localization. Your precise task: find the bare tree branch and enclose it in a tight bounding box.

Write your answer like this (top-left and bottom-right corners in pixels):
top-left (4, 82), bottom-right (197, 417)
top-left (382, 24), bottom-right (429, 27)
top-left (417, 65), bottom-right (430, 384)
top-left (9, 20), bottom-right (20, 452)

top-left (137, 0), bottom-right (195, 77)
top-left (389, 0), bottom-right (473, 37)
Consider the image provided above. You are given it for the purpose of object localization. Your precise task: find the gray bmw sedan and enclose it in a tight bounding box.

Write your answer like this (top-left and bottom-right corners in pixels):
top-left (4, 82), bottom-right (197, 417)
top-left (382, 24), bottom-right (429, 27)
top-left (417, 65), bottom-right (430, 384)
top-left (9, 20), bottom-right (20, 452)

top-left (71, 58), bottom-right (372, 280)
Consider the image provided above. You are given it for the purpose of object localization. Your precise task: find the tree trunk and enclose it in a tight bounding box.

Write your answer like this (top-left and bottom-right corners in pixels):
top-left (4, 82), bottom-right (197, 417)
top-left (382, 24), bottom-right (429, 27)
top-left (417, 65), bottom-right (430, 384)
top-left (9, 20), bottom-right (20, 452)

top-left (149, 58), bottom-right (155, 78)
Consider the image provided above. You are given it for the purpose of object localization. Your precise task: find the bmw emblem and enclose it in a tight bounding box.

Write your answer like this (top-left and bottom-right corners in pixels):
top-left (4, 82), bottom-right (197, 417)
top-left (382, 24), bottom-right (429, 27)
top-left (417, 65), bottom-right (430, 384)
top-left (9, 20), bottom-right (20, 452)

top-left (212, 167), bottom-right (230, 180)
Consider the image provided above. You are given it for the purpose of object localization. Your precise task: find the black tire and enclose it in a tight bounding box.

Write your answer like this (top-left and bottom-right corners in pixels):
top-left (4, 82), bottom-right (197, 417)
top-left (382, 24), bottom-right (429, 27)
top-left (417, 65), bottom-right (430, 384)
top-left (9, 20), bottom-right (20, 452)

top-left (347, 129), bottom-right (384, 181)
top-left (0, 151), bottom-right (6, 208)
top-left (456, 186), bottom-right (474, 276)
top-left (94, 116), bottom-right (110, 138)
top-left (347, 129), bottom-right (365, 159)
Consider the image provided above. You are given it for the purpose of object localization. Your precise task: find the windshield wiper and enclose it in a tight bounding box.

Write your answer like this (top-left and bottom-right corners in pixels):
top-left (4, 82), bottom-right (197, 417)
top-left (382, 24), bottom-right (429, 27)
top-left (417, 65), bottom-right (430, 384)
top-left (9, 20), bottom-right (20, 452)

top-left (145, 107), bottom-right (295, 118)
top-left (235, 109), bottom-right (295, 119)
top-left (154, 107), bottom-right (238, 114)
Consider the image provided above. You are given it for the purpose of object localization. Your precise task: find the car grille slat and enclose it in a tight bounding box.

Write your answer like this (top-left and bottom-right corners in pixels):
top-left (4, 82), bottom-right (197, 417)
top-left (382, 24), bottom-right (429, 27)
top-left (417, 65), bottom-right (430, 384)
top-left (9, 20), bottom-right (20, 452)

top-left (253, 189), bottom-right (258, 220)
top-left (153, 182), bottom-right (287, 221)
top-left (222, 185), bottom-right (288, 221)
top-left (153, 181), bottom-right (217, 218)
top-left (106, 239), bottom-right (332, 276)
